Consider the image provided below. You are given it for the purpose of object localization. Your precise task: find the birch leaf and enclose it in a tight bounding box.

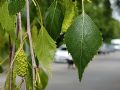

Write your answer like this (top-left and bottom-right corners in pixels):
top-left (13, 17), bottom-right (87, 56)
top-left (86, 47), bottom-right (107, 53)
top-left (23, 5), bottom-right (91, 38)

top-left (35, 26), bottom-right (56, 72)
top-left (65, 13), bottom-right (102, 81)
top-left (45, 1), bottom-right (63, 40)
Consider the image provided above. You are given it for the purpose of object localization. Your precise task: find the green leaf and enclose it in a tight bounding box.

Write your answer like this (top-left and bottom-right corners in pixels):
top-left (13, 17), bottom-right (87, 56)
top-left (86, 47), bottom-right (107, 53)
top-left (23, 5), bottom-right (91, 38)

top-left (32, 25), bottom-right (38, 49)
top-left (65, 13), bottom-right (102, 81)
top-left (35, 68), bottom-right (48, 90)
top-left (0, 2), bottom-right (16, 33)
top-left (8, 0), bottom-right (25, 15)
top-left (25, 63), bottom-right (33, 90)
top-left (5, 69), bottom-right (17, 90)
top-left (61, 1), bottom-right (77, 33)
top-left (0, 24), bottom-right (5, 48)
top-left (44, 1), bottom-right (64, 40)
top-left (34, 26), bottom-right (56, 72)
top-left (0, 0), bottom-right (6, 7)
top-left (39, 68), bottom-right (48, 89)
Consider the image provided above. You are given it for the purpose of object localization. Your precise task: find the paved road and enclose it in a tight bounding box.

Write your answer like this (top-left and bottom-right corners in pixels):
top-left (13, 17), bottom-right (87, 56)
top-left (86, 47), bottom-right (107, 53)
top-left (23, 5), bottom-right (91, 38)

top-left (1, 52), bottom-right (120, 90)
top-left (46, 52), bottom-right (120, 90)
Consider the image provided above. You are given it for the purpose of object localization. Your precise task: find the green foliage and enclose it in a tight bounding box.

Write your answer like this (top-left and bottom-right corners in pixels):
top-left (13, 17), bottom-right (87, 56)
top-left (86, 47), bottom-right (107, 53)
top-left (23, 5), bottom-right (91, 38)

top-left (84, 0), bottom-right (120, 41)
top-left (5, 70), bottom-right (17, 90)
top-left (65, 13), bottom-right (102, 81)
top-left (8, 0), bottom-right (25, 15)
top-left (61, 0), bottom-right (77, 33)
top-left (25, 63), bottom-right (33, 90)
top-left (0, 24), bottom-right (5, 48)
top-left (35, 68), bottom-right (48, 90)
top-left (33, 25), bottom-right (56, 72)
top-left (0, 0), bottom-right (6, 7)
top-left (0, 2), bottom-right (16, 37)
top-left (38, 68), bottom-right (48, 89)
top-left (0, 0), bottom-right (112, 89)
top-left (44, 1), bottom-right (64, 40)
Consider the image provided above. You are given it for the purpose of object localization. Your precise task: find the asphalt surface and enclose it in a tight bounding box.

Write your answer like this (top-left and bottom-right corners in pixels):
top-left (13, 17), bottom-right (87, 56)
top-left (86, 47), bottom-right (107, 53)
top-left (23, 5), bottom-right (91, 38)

top-left (46, 52), bottom-right (120, 90)
top-left (1, 52), bottom-right (120, 90)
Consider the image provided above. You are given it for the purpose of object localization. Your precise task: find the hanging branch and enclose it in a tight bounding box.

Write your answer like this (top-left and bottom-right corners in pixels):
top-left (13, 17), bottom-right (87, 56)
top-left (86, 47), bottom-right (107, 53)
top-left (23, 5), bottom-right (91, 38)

top-left (9, 35), bottom-right (13, 90)
top-left (26, 0), bottom-right (37, 89)
top-left (9, 11), bottom-right (23, 90)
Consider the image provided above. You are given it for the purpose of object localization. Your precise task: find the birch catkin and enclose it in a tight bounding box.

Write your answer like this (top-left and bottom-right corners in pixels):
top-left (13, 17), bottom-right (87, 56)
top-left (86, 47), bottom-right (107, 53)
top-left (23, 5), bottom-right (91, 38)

top-left (14, 47), bottom-right (28, 77)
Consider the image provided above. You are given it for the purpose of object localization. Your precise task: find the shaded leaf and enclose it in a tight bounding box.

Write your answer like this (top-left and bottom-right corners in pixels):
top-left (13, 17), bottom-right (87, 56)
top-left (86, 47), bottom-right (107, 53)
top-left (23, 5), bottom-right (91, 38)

top-left (44, 1), bottom-right (64, 40)
top-left (8, 0), bottom-right (25, 15)
top-left (32, 25), bottom-right (38, 49)
top-left (35, 67), bottom-right (48, 90)
top-left (5, 69), bottom-right (17, 90)
top-left (65, 13), bottom-right (102, 81)
top-left (39, 68), bottom-right (48, 89)
top-left (0, 24), bottom-right (6, 48)
top-left (34, 26), bottom-right (56, 72)
top-left (25, 62), bottom-right (33, 90)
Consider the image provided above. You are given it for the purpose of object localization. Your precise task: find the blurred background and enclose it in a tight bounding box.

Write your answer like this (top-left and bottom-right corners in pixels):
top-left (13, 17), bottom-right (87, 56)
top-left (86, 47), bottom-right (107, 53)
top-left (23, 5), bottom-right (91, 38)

top-left (1, 0), bottom-right (120, 90)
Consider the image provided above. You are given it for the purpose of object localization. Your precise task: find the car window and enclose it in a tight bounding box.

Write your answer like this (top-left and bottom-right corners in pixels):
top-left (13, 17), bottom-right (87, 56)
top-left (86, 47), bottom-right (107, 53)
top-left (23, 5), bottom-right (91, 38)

top-left (60, 47), bottom-right (67, 50)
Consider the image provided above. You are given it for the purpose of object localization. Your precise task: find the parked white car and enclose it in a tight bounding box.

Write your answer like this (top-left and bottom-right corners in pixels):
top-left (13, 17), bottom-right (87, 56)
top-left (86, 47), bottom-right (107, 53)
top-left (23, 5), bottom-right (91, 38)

top-left (54, 45), bottom-right (72, 63)
top-left (111, 39), bottom-right (120, 51)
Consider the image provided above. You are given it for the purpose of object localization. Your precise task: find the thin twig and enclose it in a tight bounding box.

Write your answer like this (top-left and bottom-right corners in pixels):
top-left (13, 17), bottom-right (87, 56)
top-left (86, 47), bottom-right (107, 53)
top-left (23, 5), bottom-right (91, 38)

top-left (18, 12), bottom-right (23, 43)
top-left (9, 35), bottom-right (12, 90)
top-left (26, 0), bottom-right (37, 90)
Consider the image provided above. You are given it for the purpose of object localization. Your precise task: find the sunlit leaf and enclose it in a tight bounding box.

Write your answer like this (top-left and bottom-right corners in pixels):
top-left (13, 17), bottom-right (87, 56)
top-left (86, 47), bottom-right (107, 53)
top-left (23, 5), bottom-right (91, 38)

top-left (0, 2), bottom-right (16, 33)
top-left (34, 26), bottom-right (56, 72)
top-left (61, 1), bottom-right (77, 33)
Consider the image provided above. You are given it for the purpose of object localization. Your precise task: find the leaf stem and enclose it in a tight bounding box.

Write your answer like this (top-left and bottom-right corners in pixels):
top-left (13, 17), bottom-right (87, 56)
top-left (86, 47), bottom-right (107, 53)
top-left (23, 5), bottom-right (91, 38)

top-left (82, 0), bottom-right (85, 15)
top-left (26, 0), bottom-right (37, 90)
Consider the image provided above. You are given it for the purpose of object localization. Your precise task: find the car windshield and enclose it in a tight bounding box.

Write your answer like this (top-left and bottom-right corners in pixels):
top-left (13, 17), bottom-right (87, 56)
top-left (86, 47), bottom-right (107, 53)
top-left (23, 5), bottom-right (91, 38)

top-left (60, 47), bottom-right (67, 50)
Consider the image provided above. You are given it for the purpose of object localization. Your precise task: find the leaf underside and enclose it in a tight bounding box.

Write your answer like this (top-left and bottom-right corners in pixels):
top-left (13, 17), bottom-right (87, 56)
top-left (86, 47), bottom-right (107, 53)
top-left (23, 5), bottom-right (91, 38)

top-left (34, 26), bottom-right (56, 72)
top-left (65, 13), bottom-right (102, 81)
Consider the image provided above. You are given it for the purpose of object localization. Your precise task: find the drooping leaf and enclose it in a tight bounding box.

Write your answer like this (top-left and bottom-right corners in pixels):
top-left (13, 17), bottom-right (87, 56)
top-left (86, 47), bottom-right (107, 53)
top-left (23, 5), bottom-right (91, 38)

top-left (65, 13), bottom-right (102, 81)
top-left (0, 2), bottom-right (16, 33)
top-left (0, 24), bottom-right (6, 48)
top-left (35, 70), bottom-right (42, 90)
top-left (8, 0), bottom-right (25, 15)
top-left (61, 0), bottom-right (77, 33)
top-left (5, 69), bottom-right (17, 90)
top-left (35, 67), bottom-right (48, 90)
top-left (39, 68), bottom-right (48, 90)
top-left (25, 62), bottom-right (33, 90)
top-left (32, 25), bottom-right (38, 49)
top-left (44, 1), bottom-right (64, 40)
top-left (35, 0), bottom-right (50, 17)
top-left (34, 26), bottom-right (56, 72)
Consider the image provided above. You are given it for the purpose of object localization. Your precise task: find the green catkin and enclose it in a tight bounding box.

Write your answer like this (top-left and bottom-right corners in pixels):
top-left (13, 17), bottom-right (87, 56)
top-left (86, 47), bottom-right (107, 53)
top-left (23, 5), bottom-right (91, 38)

top-left (14, 47), bottom-right (28, 77)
